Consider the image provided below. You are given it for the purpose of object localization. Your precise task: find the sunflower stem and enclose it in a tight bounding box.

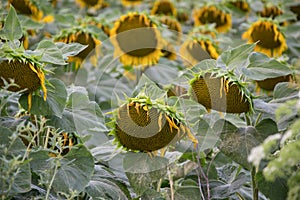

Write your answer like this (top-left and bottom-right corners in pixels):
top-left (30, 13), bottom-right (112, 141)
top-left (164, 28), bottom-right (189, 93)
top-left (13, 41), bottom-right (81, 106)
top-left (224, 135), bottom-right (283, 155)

top-left (168, 167), bottom-right (175, 200)
top-left (251, 166), bottom-right (259, 200)
top-left (46, 159), bottom-right (59, 200)
top-left (195, 145), bottom-right (208, 200)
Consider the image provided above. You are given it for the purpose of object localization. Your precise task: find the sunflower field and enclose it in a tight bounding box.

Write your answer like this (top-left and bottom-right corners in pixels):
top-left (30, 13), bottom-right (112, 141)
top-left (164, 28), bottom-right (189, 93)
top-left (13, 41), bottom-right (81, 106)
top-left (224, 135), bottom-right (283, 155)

top-left (1, 0), bottom-right (300, 199)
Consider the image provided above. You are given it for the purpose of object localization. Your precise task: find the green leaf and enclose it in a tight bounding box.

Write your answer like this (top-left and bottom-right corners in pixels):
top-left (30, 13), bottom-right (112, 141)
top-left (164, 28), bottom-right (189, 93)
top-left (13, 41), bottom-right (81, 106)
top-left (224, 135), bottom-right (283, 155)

top-left (85, 165), bottom-right (130, 200)
top-left (55, 42), bottom-right (88, 60)
top-left (218, 43), bottom-right (255, 70)
top-left (287, 171), bottom-right (300, 200)
top-left (242, 53), bottom-right (292, 80)
top-left (0, 6), bottom-right (22, 41)
top-left (123, 152), bottom-right (168, 195)
top-left (30, 145), bottom-right (94, 194)
top-left (19, 78), bottom-right (67, 117)
top-left (174, 186), bottom-right (202, 200)
top-left (272, 82), bottom-right (299, 101)
top-left (216, 120), bottom-right (260, 169)
top-left (48, 88), bottom-right (108, 135)
top-left (256, 171), bottom-right (288, 200)
top-left (255, 118), bottom-right (278, 142)
top-left (0, 126), bottom-right (31, 196)
top-left (35, 40), bottom-right (66, 65)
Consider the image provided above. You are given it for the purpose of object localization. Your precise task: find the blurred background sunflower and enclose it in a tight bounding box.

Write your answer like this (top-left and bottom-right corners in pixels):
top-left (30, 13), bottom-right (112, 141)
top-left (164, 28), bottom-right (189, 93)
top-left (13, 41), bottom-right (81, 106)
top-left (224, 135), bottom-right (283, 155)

top-left (110, 12), bottom-right (162, 66)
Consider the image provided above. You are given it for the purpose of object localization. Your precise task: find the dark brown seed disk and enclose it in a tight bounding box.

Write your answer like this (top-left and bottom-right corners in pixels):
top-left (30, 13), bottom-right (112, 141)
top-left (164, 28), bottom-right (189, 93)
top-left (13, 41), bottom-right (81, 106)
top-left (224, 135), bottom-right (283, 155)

top-left (73, 33), bottom-right (96, 60)
top-left (191, 74), bottom-right (250, 113)
top-left (115, 102), bottom-right (179, 152)
top-left (0, 60), bottom-right (41, 93)
top-left (256, 75), bottom-right (293, 91)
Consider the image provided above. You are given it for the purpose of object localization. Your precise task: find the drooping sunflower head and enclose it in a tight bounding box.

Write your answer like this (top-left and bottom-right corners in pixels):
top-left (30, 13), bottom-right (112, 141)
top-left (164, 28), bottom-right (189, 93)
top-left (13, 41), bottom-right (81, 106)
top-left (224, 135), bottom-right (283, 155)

top-left (121, 0), bottom-right (143, 7)
top-left (110, 12), bottom-right (162, 66)
top-left (109, 95), bottom-right (197, 152)
top-left (159, 16), bottom-right (182, 42)
top-left (242, 19), bottom-right (287, 57)
top-left (256, 74), bottom-right (293, 91)
top-left (193, 5), bottom-right (232, 33)
top-left (0, 58), bottom-right (47, 111)
top-left (8, 0), bottom-right (43, 21)
top-left (229, 0), bottom-right (250, 13)
top-left (190, 71), bottom-right (253, 113)
top-left (151, 0), bottom-right (177, 16)
top-left (258, 5), bottom-right (283, 19)
top-left (75, 0), bottom-right (104, 10)
top-left (289, 3), bottom-right (300, 21)
top-left (179, 35), bottom-right (220, 67)
top-left (55, 26), bottom-right (101, 69)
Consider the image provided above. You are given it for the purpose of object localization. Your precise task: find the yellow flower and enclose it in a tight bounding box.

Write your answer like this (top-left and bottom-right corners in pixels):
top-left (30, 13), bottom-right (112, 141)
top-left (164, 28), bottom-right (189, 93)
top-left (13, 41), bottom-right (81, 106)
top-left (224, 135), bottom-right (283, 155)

top-left (160, 16), bottom-right (182, 43)
top-left (110, 13), bottom-right (162, 66)
top-left (75, 0), bottom-right (104, 10)
top-left (55, 31), bottom-right (101, 69)
top-left (8, 0), bottom-right (53, 23)
top-left (9, 0), bottom-right (43, 21)
top-left (121, 0), bottom-right (143, 7)
top-left (179, 37), bottom-right (219, 67)
top-left (229, 0), bottom-right (250, 13)
top-left (0, 59), bottom-right (47, 111)
top-left (193, 5), bottom-right (232, 33)
top-left (151, 0), bottom-right (177, 16)
top-left (242, 20), bottom-right (287, 57)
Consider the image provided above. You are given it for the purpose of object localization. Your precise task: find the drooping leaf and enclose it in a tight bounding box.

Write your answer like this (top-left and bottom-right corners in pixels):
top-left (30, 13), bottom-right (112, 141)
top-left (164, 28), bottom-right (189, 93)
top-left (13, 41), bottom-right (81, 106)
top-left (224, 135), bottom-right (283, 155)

top-left (55, 42), bottom-right (88, 60)
top-left (30, 145), bottom-right (94, 195)
top-left (218, 43), bottom-right (255, 70)
top-left (242, 53), bottom-right (292, 81)
top-left (19, 78), bottom-right (67, 117)
top-left (35, 40), bottom-right (66, 65)
top-left (0, 6), bottom-right (22, 41)
top-left (272, 82), bottom-right (299, 101)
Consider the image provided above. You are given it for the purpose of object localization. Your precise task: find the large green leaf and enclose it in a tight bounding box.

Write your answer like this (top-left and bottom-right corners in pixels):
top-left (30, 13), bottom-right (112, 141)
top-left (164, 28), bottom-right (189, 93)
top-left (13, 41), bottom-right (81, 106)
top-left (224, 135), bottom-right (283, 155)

top-left (255, 118), bottom-right (278, 142)
top-left (218, 43), bottom-right (255, 71)
top-left (30, 144), bottom-right (94, 195)
top-left (216, 120), bottom-right (260, 169)
top-left (0, 126), bottom-right (31, 196)
top-left (123, 152), bottom-right (168, 195)
top-left (48, 88), bottom-right (108, 136)
top-left (35, 40), bottom-right (66, 65)
top-left (174, 186), bottom-right (202, 200)
top-left (0, 6), bottom-right (22, 41)
top-left (85, 165), bottom-right (130, 200)
top-left (242, 53), bottom-right (292, 80)
top-left (19, 78), bottom-right (67, 117)
top-left (272, 82), bottom-right (299, 102)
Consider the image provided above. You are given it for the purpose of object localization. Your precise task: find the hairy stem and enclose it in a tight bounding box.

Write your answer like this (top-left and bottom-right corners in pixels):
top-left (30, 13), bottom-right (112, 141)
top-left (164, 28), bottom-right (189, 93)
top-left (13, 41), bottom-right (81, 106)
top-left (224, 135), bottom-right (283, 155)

top-left (46, 160), bottom-right (59, 200)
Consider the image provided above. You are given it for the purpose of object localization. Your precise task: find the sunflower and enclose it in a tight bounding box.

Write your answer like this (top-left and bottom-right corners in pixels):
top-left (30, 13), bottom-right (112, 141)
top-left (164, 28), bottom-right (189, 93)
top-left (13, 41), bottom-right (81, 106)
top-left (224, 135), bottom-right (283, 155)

top-left (159, 16), bottom-right (182, 43)
top-left (151, 0), bottom-right (177, 16)
top-left (161, 39), bottom-right (176, 60)
top-left (0, 59), bottom-right (47, 111)
top-left (193, 5), bottom-right (232, 33)
top-left (256, 74), bottom-right (293, 91)
top-left (110, 96), bottom-right (197, 152)
top-left (75, 0), bottom-right (104, 10)
top-left (242, 19), bottom-right (287, 57)
top-left (229, 0), bottom-right (250, 13)
top-left (179, 36), bottom-right (219, 67)
top-left (258, 5), bottom-right (283, 19)
top-left (289, 3), bottom-right (300, 21)
top-left (8, 0), bottom-right (54, 23)
top-left (55, 29), bottom-right (101, 69)
top-left (121, 0), bottom-right (143, 7)
top-left (110, 12), bottom-right (162, 66)
top-left (190, 73), bottom-right (253, 113)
